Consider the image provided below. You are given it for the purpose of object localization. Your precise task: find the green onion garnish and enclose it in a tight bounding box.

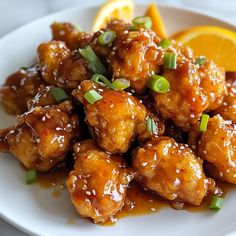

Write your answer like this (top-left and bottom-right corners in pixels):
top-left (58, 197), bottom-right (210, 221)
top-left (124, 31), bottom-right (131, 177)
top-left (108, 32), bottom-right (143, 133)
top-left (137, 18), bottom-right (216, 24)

top-left (199, 114), bottom-right (209, 132)
top-left (79, 46), bottom-right (106, 74)
top-left (92, 74), bottom-right (113, 88)
top-left (92, 74), bottom-right (130, 91)
top-left (195, 56), bottom-right (206, 66)
top-left (132, 16), bottom-right (152, 29)
top-left (209, 196), bottom-right (224, 210)
top-left (51, 87), bottom-right (69, 103)
top-left (147, 75), bottom-right (170, 93)
top-left (98, 31), bottom-right (116, 45)
top-left (84, 90), bottom-right (103, 104)
top-left (164, 53), bottom-right (177, 69)
top-left (75, 24), bottom-right (82, 32)
top-left (111, 79), bottom-right (130, 90)
top-left (129, 25), bottom-right (138, 31)
top-left (26, 170), bottom-right (37, 184)
top-left (158, 39), bottom-right (172, 49)
top-left (146, 118), bottom-right (157, 134)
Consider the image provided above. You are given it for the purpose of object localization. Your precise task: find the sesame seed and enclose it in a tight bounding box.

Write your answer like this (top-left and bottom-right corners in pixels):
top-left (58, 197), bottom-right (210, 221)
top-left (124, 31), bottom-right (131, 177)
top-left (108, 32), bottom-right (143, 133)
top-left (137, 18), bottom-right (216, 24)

top-left (92, 189), bottom-right (96, 195)
top-left (82, 185), bottom-right (87, 191)
top-left (85, 191), bottom-right (91, 195)
top-left (142, 162), bottom-right (148, 167)
top-left (59, 184), bottom-right (65, 189)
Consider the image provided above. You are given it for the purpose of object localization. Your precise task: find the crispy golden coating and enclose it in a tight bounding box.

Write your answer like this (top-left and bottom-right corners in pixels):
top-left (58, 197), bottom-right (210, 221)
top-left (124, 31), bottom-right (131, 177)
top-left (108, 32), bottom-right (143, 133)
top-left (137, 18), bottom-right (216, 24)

top-left (37, 41), bottom-right (92, 90)
top-left (57, 53), bottom-right (92, 91)
top-left (199, 60), bottom-right (225, 111)
top-left (38, 40), bottom-right (71, 85)
top-left (105, 19), bottom-right (130, 38)
top-left (168, 41), bottom-right (194, 61)
top-left (90, 19), bottom-right (130, 61)
top-left (27, 85), bottom-right (56, 109)
top-left (152, 60), bottom-right (209, 130)
top-left (67, 140), bottom-right (134, 223)
top-left (132, 137), bottom-right (214, 205)
top-left (0, 67), bottom-right (45, 115)
top-left (109, 28), bottom-right (163, 93)
top-left (73, 80), bottom-right (147, 154)
top-left (51, 22), bottom-right (92, 50)
top-left (198, 115), bottom-right (236, 184)
top-left (0, 101), bottom-right (79, 172)
top-left (213, 79), bottom-right (236, 122)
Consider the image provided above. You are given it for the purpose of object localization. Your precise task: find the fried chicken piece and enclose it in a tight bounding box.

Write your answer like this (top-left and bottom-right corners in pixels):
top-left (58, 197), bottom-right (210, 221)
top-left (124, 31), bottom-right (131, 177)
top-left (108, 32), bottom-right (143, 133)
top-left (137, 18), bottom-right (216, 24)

top-left (198, 115), bottom-right (236, 184)
top-left (37, 41), bottom-right (92, 90)
top-left (27, 85), bottom-right (57, 109)
top-left (38, 40), bottom-right (71, 85)
top-left (132, 137), bottom-right (214, 206)
top-left (73, 80), bottom-right (147, 154)
top-left (0, 101), bottom-right (79, 172)
top-left (152, 60), bottom-right (209, 130)
top-left (57, 52), bottom-right (92, 91)
top-left (213, 79), bottom-right (236, 122)
top-left (0, 66), bottom-right (45, 115)
top-left (198, 60), bottom-right (225, 111)
top-left (67, 140), bottom-right (134, 223)
top-left (109, 28), bottom-right (164, 93)
top-left (90, 19), bottom-right (130, 61)
top-left (51, 22), bottom-right (92, 50)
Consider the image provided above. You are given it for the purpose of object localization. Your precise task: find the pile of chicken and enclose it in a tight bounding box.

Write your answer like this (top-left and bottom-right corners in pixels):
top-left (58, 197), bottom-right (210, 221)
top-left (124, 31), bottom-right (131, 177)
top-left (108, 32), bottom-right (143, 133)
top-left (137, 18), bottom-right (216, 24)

top-left (0, 19), bottom-right (235, 224)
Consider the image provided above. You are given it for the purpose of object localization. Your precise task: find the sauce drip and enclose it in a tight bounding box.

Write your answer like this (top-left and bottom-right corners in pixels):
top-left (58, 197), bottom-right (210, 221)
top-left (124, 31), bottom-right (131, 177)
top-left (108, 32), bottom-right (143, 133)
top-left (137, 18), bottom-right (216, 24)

top-left (36, 164), bottom-right (69, 198)
top-left (34, 166), bottom-right (235, 224)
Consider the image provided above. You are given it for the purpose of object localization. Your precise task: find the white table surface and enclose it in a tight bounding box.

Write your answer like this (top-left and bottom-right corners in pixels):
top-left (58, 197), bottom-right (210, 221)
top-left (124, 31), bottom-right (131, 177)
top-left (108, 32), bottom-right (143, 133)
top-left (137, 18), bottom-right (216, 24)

top-left (0, 0), bottom-right (235, 235)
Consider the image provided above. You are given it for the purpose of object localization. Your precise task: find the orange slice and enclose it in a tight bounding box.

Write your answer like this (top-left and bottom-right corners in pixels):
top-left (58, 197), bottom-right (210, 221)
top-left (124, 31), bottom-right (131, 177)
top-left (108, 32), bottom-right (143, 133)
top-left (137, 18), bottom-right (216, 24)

top-left (174, 26), bottom-right (236, 71)
top-left (92, 0), bottom-right (134, 32)
top-left (145, 3), bottom-right (167, 38)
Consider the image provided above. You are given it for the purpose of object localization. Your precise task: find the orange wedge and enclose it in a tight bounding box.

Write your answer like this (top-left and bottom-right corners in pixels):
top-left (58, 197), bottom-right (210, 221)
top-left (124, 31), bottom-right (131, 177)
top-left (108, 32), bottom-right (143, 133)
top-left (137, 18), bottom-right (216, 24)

top-left (145, 3), bottom-right (167, 38)
top-left (92, 0), bottom-right (134, 32)
top-left (174, 26), bottom-right (236, 71)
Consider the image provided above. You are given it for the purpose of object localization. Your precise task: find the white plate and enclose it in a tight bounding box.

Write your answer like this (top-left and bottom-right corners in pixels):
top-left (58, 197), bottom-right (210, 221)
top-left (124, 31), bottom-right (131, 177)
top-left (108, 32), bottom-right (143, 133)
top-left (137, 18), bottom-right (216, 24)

top-left (0, 4), bottom-right (235, 236)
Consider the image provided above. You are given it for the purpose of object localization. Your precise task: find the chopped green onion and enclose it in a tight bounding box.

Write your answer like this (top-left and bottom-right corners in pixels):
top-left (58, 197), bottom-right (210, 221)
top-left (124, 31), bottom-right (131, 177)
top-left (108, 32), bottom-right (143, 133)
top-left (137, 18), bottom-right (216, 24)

top-left (98, 31), bottom-right (116, 45)
top-left (132, 16), bottom-right (152, 29)
top-left (92, 74), bottom-right (113, 88)
top-left (79, 46), bottom-right (106, 74)
top-left (51, 87), bottom-right (69, 103)
top-left (147, 75), bottom-right (170, 93)
top-left (195, 56), bottom-right (206, 66)
top-left (129, 25), bottom-right (138, 31)
top-left (26, 170), bottom-right (37, 184)
top-left (75, 24), bottom-right (82, 32)
top-left (84, 90), bottom-right (103, 104)
top-left (209, 196), bottom-right (224, 210)
top-left (146, 118), bottom-right (157, 134)
top-left (158, 39), bottom-right (172, 49)
top-left (111, 79), bottom-right (130, 90)
top-left (199, 114), bottom-right (209, 132)
top-left (164, 53), bottom-right (177, 69)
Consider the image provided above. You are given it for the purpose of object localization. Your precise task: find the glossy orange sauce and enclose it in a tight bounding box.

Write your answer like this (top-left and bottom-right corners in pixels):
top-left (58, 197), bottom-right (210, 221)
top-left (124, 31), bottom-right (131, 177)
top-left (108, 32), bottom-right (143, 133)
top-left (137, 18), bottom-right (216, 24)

top-left (35, 166), bottom-right (235, 225)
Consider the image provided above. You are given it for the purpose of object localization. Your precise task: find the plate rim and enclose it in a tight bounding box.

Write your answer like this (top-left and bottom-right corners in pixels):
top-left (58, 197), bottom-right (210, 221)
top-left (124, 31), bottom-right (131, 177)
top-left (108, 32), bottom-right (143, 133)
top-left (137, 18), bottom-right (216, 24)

top-left (0, 3), bottom-right (235, 43)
